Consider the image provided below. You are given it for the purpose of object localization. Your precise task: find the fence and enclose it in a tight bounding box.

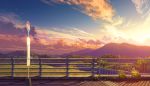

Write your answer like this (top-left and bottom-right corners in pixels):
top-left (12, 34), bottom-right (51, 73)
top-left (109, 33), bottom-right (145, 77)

top-left (0, 57), bottom-right (150, 78)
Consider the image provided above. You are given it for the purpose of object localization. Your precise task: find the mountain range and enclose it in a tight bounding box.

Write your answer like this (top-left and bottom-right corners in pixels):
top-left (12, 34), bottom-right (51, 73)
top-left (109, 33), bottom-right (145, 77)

top-left (1, 43), bottom-right (150, 58)
top-left (64, 43), bottom-right (150, 57)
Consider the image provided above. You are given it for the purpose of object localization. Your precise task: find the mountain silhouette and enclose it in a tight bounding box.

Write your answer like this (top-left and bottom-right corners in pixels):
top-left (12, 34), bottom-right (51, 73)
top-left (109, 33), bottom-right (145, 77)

top-left (66, 43), bottom-right (150, 57)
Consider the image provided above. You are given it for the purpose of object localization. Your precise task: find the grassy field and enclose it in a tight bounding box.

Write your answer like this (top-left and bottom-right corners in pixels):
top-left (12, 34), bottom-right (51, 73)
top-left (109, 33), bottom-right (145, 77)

top-left (0, 64), bottom-right (92, 77)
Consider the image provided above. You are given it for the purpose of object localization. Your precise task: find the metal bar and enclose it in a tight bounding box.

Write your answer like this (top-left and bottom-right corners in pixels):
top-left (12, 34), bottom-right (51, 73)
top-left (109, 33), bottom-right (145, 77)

top-left (42, 63), bottom-right (66, 65)
top-left (0, 63), bottom-right (11, 65)
top-left (67, 58), bottom-right (95, 60)
top-left (0, 72), bottom-right (12, 73)
top-left (41, 67), bottom-right (93, 69)
top-left (92, 58), bottom-right (95, 77)
top-left (12, 63), bottom-right (27, 65)
top-left (45, 57), bottom-right (66, 59)
top-left (66, 57), bottom-right (69, 78)
top-left (13, 63), bottom-right (38, 65)
top-left (41, 72), bottom-right (92, 73)
top-left (40, 72), bottom-right (67, 73)
top-left (11, 72), bottom-right (39, 73)
top-left (38, 58), bottom-right (94, 60)
top-left (69, 63), bottom-right (92, 65)
top-left (11, 58), bottom-right (14, 78)
top-left (42, 68), bottom-right (67, 69)
top-left (39, 58), bottom-right (42, 77)
top-left (13, 68), bottom-right (39, 69)
top-left (69, 72), bottom-right (92, 73)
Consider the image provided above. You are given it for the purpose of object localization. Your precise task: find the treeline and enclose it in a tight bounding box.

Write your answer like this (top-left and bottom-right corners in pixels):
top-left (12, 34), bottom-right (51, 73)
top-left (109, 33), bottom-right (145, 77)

top-left (67, 54), bottom-right (131, 58)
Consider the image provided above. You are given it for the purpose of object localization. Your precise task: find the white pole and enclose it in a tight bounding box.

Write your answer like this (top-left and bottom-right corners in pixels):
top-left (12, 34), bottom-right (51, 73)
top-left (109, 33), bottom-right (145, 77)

top-left (26, 21), bottom-right (31, 67)
top-left (27, 36), bottom-right (30, 67)
top-left (26, 21), bottom-right (31, 78)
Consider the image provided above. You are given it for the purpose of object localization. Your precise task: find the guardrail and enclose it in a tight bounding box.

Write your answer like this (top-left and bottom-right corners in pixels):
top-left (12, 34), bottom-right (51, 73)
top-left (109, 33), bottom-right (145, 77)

top-left (0, 58), bottom-right (150, 78)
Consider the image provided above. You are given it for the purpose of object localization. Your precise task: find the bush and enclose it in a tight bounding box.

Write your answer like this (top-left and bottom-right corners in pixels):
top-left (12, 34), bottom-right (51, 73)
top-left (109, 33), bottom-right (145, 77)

top-left (118, 70), bottom-right (126, 79)
top-left (131, 68), bottom-right (141, 78)
top-left (94, 74), bottom-right (100, 80)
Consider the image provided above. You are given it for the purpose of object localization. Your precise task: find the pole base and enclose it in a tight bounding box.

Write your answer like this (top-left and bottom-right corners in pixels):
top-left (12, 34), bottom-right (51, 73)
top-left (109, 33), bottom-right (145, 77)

top-left (25, 78), bottom-right (32, 86)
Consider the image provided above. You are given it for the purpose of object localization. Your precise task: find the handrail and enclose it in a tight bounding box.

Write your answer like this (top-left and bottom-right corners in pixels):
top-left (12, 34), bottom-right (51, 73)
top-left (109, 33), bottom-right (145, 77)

top-left (0, 57), bottom-right (150, 78)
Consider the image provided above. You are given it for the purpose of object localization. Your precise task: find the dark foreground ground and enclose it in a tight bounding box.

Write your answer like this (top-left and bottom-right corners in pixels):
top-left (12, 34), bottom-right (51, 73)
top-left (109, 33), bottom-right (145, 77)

top-left (1, 78), bottom-right (150, 86)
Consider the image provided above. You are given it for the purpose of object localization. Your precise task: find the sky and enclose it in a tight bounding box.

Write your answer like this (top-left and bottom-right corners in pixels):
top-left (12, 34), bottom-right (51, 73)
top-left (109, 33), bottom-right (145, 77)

top-left (0, 0), bottom-right (150, 55)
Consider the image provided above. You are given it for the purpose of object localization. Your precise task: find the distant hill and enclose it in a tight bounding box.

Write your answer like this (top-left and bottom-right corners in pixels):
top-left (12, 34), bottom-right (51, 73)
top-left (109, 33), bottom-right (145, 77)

top-left (62, 48), bottom-right (94, 56)
top-left (6, 51), bottom-right (26, 57)
top-left (2, 43), bottom-right (150, 58)
top-left (1, 50), bottom-right (53, 58)
top-left (0, 53), bottom-right (6, 58)
top-left (65, 43), bottom-right (150, 57)
top-left (5, 51), bottom-right (40, 58)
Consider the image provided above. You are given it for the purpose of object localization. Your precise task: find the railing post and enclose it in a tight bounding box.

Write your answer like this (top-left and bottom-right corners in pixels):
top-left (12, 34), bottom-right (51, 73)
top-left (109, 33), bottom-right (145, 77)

top-left (66, 57), bottom-right (69, 78)
top-left (39, 58), bottom-right (42, 77)
top-left (92, 58), bottom-right (95, 77)
top-left (11, 57), bottom-right (14, 78)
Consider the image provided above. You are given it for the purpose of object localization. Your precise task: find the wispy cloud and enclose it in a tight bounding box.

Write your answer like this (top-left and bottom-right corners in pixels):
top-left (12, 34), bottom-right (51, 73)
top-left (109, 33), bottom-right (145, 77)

top-left (0, 14), bottom-right (102, 54)
top-left (131, 0), bottom-right (150, 16)
top-left (35, 26), bottom-right (97, 40)
top-left (35, 27), bottom-right (101, 48)
top-left (41, 0), bottom-right (115, 22)
top-left (0, 13), bottom-right (37, 37)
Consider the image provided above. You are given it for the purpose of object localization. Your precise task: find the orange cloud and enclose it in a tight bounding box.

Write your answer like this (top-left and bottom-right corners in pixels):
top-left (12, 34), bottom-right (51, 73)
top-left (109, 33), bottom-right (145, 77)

top-left (42, 0), bottom-right (115, 22)
top-left (35, 27), bottom-right (102, 49)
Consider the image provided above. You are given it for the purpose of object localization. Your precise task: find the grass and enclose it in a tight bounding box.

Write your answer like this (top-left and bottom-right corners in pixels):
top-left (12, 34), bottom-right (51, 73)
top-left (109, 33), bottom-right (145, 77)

top-left (0, 64), bottom-right (92, 77)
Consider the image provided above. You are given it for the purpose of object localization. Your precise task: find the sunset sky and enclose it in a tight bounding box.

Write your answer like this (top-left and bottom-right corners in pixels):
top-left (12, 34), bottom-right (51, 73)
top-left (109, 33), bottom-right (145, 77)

top-left (0, 0), bottom-right (150, 54)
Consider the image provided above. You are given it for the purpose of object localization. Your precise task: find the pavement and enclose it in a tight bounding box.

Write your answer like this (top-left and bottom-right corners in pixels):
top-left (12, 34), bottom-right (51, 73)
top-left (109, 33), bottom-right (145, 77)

top-left (0, 78), bottom-right (150, 86)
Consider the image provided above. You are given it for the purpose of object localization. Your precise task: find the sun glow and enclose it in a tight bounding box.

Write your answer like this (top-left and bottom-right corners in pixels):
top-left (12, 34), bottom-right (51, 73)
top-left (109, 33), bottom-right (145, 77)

top-left (98, 14), bottom-right (150, 46)
top-left (128, 21), bottom-right (150, 45)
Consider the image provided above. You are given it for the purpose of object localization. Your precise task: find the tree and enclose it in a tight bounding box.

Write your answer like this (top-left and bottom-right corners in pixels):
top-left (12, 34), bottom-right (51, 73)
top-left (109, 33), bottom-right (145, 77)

top-left (135, 59), bottom-right (148, 73)
top-left (100, 54), bottom-right (119, 58)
